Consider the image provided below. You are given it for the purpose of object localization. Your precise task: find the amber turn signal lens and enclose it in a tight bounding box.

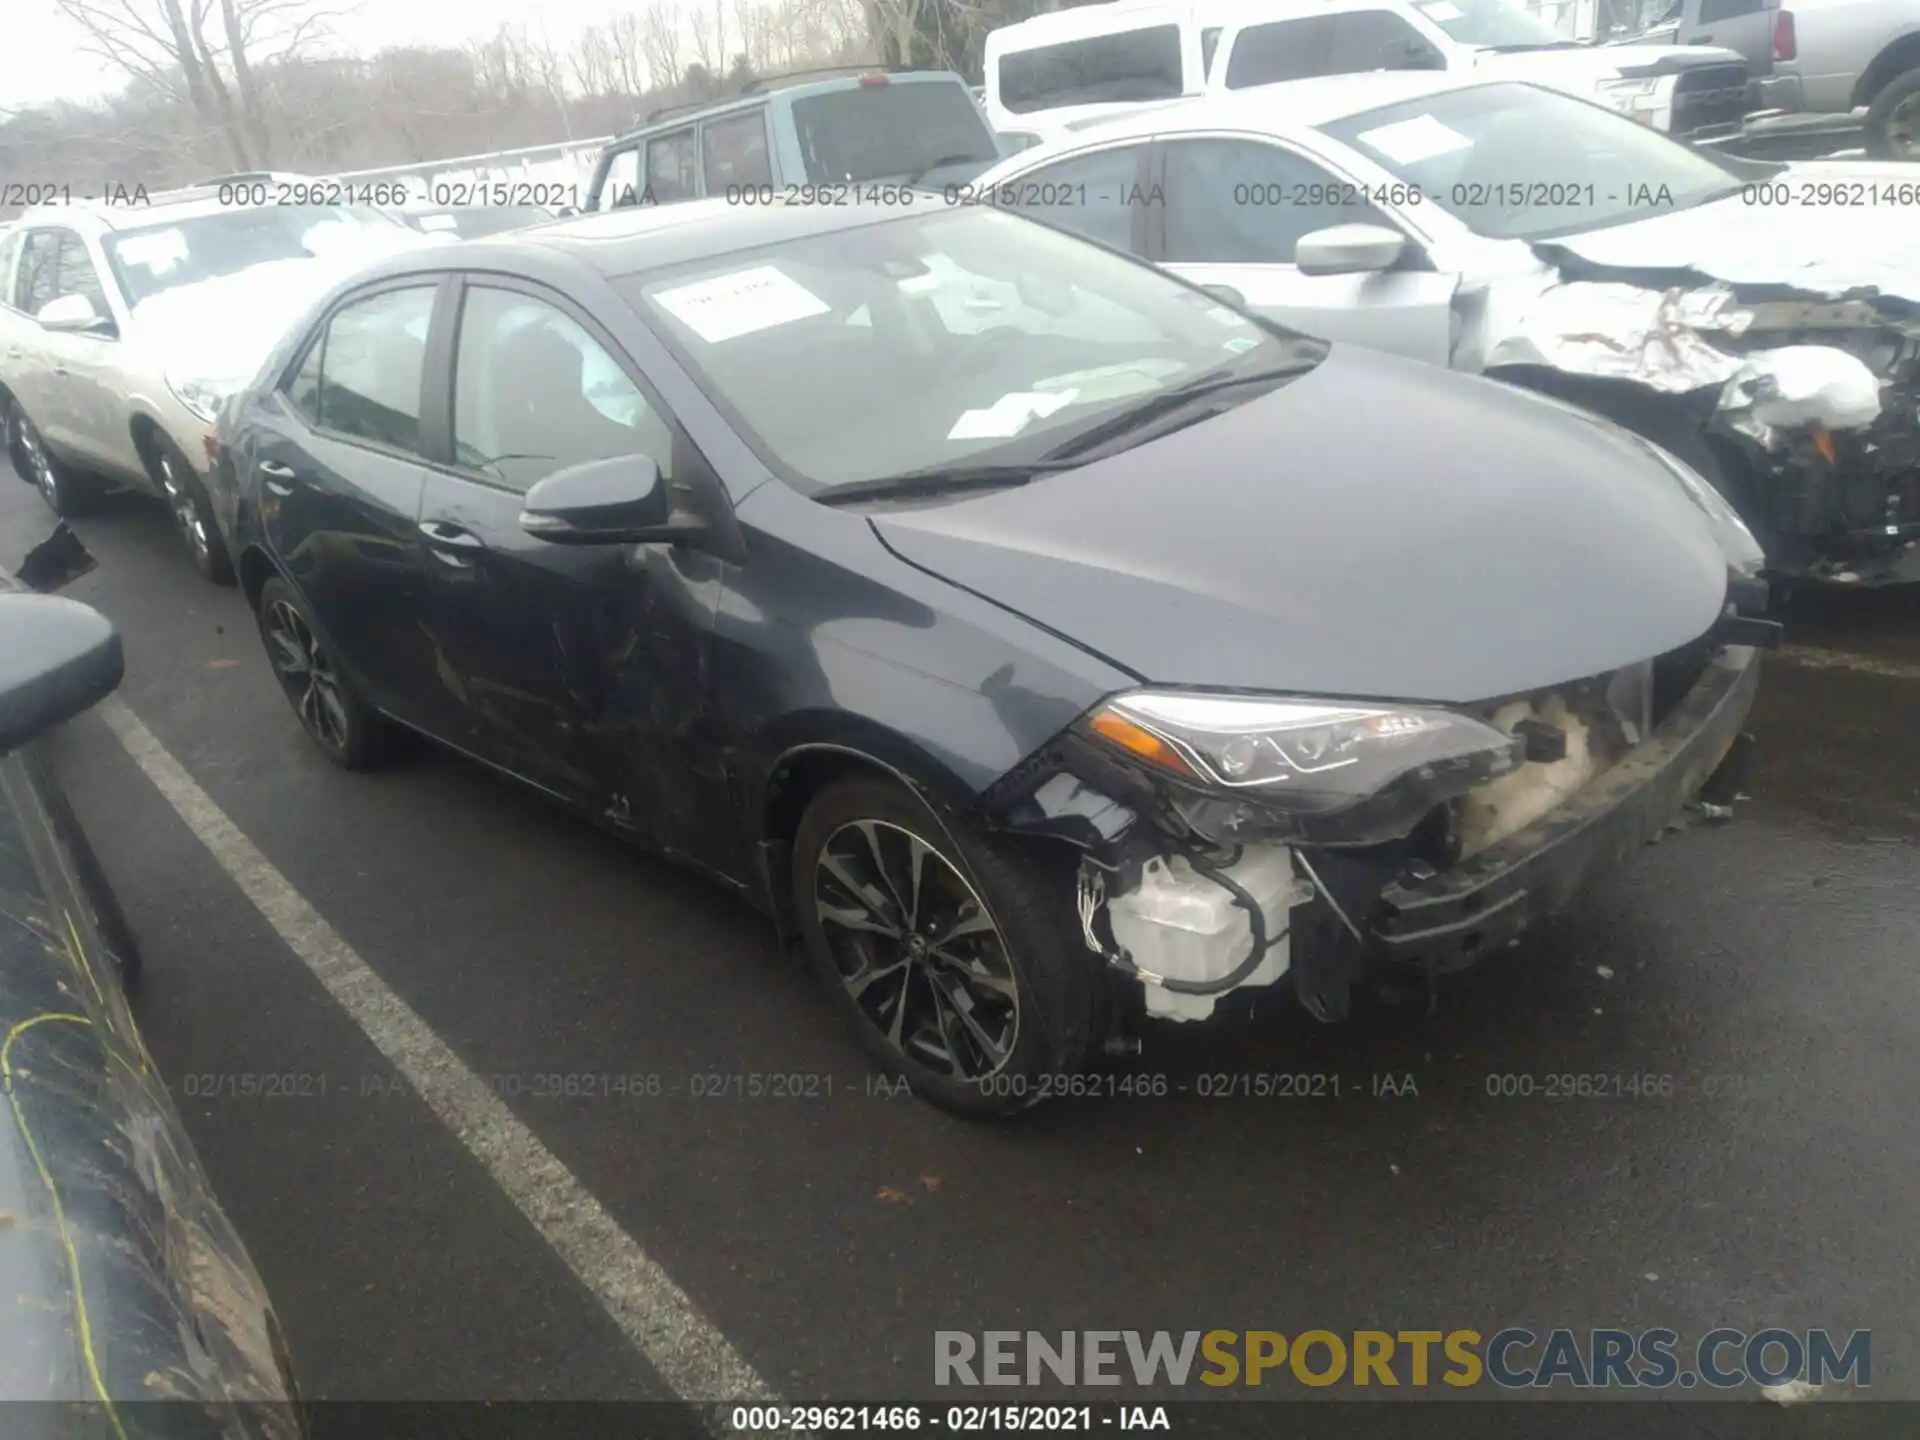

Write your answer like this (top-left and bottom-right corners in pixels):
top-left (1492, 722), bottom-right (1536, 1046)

top-left (1089, 709), bottom-right (1196, 778)
top-left (1810, 426), bottom-right (1836, 464)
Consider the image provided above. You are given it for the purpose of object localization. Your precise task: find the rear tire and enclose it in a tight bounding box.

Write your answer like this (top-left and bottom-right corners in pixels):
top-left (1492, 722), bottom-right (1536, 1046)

top-left (9, 405), bottom-right (94, 518)
top-left (256, 574), bottom-right (389, 770)
top-left (792, 774), bottom-right (1102, 1117)
top-left (152, 436), bottom-right (235, 585)
top-left (1866, 67), bottom-right (1920, 160)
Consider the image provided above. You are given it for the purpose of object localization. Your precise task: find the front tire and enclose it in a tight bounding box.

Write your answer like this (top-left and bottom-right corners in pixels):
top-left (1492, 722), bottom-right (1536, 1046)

top-left (9, 406), bottom-right (92, 518)
top-left (153, 438), bottom-right (235, 585)
top-left (256, 575), bottom-right (388, 770)
top-left (1866, 67), bottom-right (1920, 160)
top-left (792, 775), bottom-right (1102, 1117)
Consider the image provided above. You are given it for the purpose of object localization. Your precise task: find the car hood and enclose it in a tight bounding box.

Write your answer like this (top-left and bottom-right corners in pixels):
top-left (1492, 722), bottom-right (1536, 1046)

top-left (869, 347), bottom-right (1732, 705)
top-left (1541, 161), bottom-right (1920, 302)
top-left (129, 235), bottom-right (435, 385)
top-left (1473, 42), bottom-right (1741, 84)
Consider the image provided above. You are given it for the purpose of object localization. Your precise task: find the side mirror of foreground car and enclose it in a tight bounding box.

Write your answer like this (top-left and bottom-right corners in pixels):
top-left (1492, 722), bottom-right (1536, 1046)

top-left (1295, 223), bottom-right (1408, 278)
top-left (519, 453), bottom-right (693, 546)
top-left (36, 293), bottom-right (114, 336)
top-left (0, 593), bottom-right (124, 756)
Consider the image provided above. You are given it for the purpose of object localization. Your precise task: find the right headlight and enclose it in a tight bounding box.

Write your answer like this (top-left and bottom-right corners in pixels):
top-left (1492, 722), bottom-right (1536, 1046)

top-left (1084, 691), bottom-right (1522, 843)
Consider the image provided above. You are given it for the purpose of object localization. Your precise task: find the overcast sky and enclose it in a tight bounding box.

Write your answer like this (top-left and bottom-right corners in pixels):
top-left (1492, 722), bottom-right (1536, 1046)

top-left (1, 0), bottom-right (640, 111)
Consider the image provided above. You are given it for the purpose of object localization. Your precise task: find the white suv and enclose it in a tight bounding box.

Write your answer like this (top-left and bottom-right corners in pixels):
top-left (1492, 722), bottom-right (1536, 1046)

top-left (0, 192), bottom-right (430, 581)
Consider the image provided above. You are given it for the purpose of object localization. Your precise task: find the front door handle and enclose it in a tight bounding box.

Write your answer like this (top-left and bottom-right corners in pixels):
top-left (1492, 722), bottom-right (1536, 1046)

top-left (52, 365), bottom-right (69, 377)
top-left (420, 520), bottom-right (485, 567)
top-left (259, 460), bottom-right (297, 496)
top-left (5, 348), bottom-right (21, 360)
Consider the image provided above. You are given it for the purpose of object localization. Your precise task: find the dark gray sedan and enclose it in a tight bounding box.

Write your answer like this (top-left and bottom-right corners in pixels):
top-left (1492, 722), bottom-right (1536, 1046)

top-left (214, 197), bottom-right (1772, 1115)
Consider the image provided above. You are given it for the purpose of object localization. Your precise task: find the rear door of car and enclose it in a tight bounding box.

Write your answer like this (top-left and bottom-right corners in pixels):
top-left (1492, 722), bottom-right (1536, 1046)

top-left (413, 274), bottom-right (723, 828)
top-left (250, 277), bottom-right (446, 726)
top-left (1145, 134), bottom-right (1456, 364)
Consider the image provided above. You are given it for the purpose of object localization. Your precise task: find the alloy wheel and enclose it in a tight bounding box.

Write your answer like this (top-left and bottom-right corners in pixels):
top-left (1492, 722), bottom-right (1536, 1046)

top-left (1890, 92), bottom-right (1920, 158)
top-left (158, 452), bottom-right (210, 560)
top-left (263, 599), bottom-right (350, 752)
top-left (16, 416), bottom-right (62, 510)
top-left (812, 819), bottom-right (1020, 1081)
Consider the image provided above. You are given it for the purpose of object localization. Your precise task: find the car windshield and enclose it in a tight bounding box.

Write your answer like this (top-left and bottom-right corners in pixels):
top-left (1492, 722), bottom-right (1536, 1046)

top-left (1407, 0), bottom-right (1571, 48)
top-left (618, 205), bottom-right (1322, 491)
top-left (103, 206), bottom-right (410, 306)
top-left (1320, 82), bottom-right (1742, 240)
top-left (790, 82), bottom-right (1000, 183)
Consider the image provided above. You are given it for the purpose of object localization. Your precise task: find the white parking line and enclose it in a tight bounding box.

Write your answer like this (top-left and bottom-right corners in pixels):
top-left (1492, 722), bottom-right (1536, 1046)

top-left (94, 695), bottom-right (782, 1416)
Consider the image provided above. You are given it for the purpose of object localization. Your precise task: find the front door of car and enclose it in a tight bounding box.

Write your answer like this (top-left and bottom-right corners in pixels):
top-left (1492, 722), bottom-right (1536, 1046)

top-left (251, 280), bottom-right (445, 726)
top-left (8, 231), bottom-right (76, 452)
top-left (43, 231), bottom-right (131, 477)
top-left (1149, 136), bottom-right (1456, 366)
top-left (416, 278), bottom-right (722, 840)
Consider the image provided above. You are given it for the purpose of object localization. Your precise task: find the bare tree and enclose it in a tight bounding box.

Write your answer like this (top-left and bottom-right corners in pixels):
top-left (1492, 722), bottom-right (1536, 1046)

top-left (47, 0), bottom-right (341, 167)
top-left (638, 0), bottom-right (685, 90)
top-left (569, 22), bottom-right (618, 97)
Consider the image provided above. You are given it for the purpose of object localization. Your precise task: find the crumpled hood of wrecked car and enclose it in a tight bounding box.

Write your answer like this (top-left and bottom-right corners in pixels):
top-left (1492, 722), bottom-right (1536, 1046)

top-left (870, 346), bottom-right (1732, 705)
top-left (1541, 161), bottom-right (1920, 302)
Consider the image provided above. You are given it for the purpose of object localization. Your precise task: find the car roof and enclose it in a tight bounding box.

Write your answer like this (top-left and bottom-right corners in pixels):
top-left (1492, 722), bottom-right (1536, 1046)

top-left (15, 190), bottom-right (295, 235)
top-left (376, 196), bottom-right (943, 282)
top-left (610, 68), bottom-right (975, 144)
top-left (1008, 69), bottom-right (1490, 149)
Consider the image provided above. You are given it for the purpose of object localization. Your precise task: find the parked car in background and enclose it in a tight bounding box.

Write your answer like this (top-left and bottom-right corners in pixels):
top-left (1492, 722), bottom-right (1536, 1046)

top-left (1645, 0), bottom-right (1920, 157)
top-left (982, 0), bottom-right (1756, 141)
top-left (0, 193), bottom-right (432, 582)
top-left (973, 72), bottom-right (1920, 584)
top-left (582, 66), bottom-right (1005, 211)
top-left (399, 205), bottom-right (558, 240)
top-left (1605, 0), bottom-right (1783, 98)
top-left (216, 198), bottom-right (1767, 1114)
top-left (0, 558), bottom-right (303, 1435)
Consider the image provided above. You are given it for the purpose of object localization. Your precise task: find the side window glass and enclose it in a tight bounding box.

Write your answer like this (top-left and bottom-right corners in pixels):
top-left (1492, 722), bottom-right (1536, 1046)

top-left (1163, 139), bottom-right (1388, 265)
top-left (1201, 27), bottom-right (1223, 75)
top-left (1224, 19), bottom-right (1334, 88)
top-left (702, 111), bottom-right (774, 193)
top-left (1005, 145), bottom-right (1150, 254)
top-left (1326, 12), bottom-right (1444, 72)
top-left (452, 286), bottom-right (675, 494)
top-left (600, 148), bottom-right (643, 209)
top-left (0, 232), bottom-right (21, 306)
top-left (645, 129), bottom-right (699, 203)
top-left (312, 286), bottom-right (437, 453)
top-left (18, 233), bottom-right (62, 313)
top-left (286, 335), bottom-right (325, 425)
top-left (54, 234), bottom-right (108, 314)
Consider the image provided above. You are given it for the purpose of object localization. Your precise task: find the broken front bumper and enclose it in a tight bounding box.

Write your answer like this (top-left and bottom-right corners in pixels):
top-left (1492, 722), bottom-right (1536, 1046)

top-left (1367, 644), bottom-right (1760, 965)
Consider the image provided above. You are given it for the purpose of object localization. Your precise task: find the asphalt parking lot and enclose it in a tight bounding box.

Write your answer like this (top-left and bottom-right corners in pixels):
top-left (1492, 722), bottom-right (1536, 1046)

top-left (5, 466), bottom-right (1919, 1415)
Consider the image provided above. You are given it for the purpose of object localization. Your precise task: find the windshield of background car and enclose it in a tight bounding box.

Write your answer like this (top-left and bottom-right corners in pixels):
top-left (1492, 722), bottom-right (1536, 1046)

top-left (618, 205), bottom-right (1321, 491)
top-left (1320, 82), bottom-right (1741, 239)
top-left (1407, 0), bottom-right (1567, 47)
top-left (790, 82), bottom-right (1001, 183)
top-left (998, 26), bottom-right (1187, 113)
top-left (103, 206), bottom-right (411, 306)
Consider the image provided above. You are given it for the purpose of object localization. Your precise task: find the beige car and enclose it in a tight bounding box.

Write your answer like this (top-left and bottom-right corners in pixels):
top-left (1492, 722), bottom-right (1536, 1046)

top-left (0, 190), bottom-right (431, 582)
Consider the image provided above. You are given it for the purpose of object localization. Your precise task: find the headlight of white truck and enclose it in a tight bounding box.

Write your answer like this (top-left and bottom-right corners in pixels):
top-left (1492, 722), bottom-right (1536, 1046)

top-left (167, 374), bottom-right (241, 425)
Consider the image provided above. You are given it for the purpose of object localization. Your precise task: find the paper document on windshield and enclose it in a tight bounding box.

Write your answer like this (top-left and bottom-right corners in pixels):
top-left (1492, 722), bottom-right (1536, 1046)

top-left (652, 265), bottom-right (831, 343)
top-left (948, 389), bottom-right (1078, 440)
top-left (1355, 115), bottom-right (1472, 166)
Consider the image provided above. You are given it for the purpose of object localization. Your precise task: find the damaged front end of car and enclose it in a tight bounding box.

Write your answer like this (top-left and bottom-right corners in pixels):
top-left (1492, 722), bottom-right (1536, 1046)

top-left (1477, 264), bottom-right (1920, 587)
top-left (981, 596), bottom-right (1773, 1028)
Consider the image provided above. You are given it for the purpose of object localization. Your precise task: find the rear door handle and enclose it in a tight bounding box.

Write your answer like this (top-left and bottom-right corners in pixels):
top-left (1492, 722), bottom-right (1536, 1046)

top-left (5, 348), bottom-right (21, 360)
top-left (52, 365), bottom-right (69, 377)
top-left (259, 460), bottom-right (297, 496)
top-left (420, 520), bottom-right (485, 567)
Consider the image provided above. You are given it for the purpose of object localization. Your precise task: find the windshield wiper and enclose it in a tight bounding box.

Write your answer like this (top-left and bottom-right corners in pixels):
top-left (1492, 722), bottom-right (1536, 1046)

top-left (1039, 361), bottom-right (1319, 463)
top-left (813, 460), bottom-right (1086, 506)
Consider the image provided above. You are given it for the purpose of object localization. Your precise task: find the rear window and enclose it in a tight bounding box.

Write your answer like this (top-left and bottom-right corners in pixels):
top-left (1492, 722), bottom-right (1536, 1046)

top-left (997, 25), bottom-right (1186, 115)
top-left (790, 82), bottom-right (999, 184)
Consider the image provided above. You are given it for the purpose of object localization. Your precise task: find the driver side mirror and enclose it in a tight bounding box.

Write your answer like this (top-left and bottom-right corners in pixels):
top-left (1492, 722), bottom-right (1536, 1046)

top-left (1380, 39), bottom-right (1447, 71)
top-left (520, 454), bottom-right (697, 546)
top-left (38, 293), bottom-right (114, 336)
top-left (0, 592), bottom-right (124, 756)
top-left (1296, 223), bottom-right (1408, 277)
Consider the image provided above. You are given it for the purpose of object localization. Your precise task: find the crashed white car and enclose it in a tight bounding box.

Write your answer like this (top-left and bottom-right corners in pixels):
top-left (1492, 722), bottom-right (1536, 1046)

top-left (0, 194), bottom-right (433, 582)
top-left (972, 71), bottom-right (1920, 585)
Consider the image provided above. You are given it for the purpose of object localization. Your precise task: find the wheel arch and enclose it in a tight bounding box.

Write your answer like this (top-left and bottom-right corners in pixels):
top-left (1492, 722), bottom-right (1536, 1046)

top-left (236, 544), bottom-right (283, 613)
top-left (1853, 30), bottom-right (1920, 109)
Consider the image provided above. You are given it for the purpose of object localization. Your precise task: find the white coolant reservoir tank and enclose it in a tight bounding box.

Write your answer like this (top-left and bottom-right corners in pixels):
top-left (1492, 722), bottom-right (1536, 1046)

top-left (1106, 847), bottom-right (1305, 1023)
